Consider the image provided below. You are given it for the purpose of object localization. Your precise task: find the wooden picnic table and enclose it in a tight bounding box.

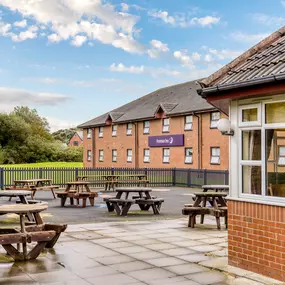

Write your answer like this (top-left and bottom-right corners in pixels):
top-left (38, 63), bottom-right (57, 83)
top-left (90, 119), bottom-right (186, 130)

top-left (104, 187), bottom-right (164, 216)
top-left (183, 192), bottom-right (228, 229)
top-left (0, 204), bottom-right (67, 260)
top-left (57, 181), bottom-right (98, 208)
top-left (8, 179), bottom-right (58, 199)
top-left (202, 185), bottom-right (229, 192)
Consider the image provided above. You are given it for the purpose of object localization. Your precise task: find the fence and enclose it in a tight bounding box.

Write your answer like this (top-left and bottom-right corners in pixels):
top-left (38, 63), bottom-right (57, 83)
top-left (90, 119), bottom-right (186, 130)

top-left (0, 167), bottom-right (229, 189)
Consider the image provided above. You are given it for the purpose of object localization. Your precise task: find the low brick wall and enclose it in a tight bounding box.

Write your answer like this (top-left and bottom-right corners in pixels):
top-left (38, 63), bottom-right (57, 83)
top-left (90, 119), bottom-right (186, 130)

top-left (228, 200), bottom-right (285, 282)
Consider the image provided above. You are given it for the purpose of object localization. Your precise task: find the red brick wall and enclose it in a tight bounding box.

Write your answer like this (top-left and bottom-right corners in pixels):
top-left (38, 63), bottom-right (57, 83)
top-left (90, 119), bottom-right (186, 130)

top-left (83, 128), bottom-right (93, 168)
top-left (228, 200), bottom-right (285, 282)
top-left (68, 133), bottom-right (83, 147)
top-left (82, 112), bottom-right (229, 169)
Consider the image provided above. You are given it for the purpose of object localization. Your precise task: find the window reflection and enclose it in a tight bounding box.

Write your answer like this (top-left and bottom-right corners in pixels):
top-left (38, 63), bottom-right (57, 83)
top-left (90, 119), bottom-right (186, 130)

top-left (242, 130), bottom-right (261, 160)
top-left (242, 165), bottom-right (261, 195)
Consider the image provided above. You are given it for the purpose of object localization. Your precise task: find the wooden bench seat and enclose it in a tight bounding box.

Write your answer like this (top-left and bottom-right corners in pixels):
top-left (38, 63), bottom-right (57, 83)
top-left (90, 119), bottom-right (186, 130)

top-left (107, 198), bottom-right (136, 215)
top-left (116, 180), bottom-right (150, 187)
top-left (57, 191), bottom-right (98, 207)
top-left (135, 198), bottom-right (164, 214)
top-left (182, 207), bottom-right (211, 228)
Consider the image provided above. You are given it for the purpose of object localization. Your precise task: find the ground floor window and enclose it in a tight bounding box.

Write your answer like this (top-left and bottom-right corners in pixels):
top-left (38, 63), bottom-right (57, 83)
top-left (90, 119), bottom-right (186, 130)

top-left (185, 148), bottom-right (193, 164)
top-left (163, 148), bottom-right (170, 163)
top-left (210, 147), bottom-right (220, 164)
top-left (73, 141), bottom-right (79, 146)
top-left (112, 149), bottom-right (117, 162)
top-left (127, 149), bottom-right (132, 162)
top-left (87, 150), bottom-right (91, 161)
top-left (99, 150), bottom-right (104, 162)
top-left (144, 149), bottom-right (150, 163)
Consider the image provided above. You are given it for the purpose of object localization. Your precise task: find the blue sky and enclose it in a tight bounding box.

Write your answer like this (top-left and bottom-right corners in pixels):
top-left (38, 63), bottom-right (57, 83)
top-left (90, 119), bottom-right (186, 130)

top-left (0, 0), bottom-right (284, 131)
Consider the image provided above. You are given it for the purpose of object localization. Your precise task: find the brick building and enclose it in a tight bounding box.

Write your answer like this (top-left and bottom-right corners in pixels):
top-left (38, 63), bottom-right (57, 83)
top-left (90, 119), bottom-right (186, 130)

top-left (68, 131), bottom-right (83, 147)
top-left (79, 80), bottom-right (229, 169)
top-left (200, 26), bottom-right (285, 281)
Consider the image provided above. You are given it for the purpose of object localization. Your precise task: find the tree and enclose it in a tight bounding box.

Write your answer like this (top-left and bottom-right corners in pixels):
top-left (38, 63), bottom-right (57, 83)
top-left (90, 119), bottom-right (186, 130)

top-left (52, 128), bottom-right (77, 144)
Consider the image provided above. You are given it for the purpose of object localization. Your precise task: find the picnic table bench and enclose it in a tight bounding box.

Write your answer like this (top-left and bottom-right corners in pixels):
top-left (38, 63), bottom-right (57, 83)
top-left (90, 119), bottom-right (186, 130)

top-left (57, 181), bottom-right (98, 208)
top-left (104, 187), bottom-right (164, 216)
top-left (202, 185), bottom-right (229, 192)
top-left (182, 192), bottom-right (228, 230)
top-left (0, 204), bottom-right (66, 261)
top-left (7, 179), bottom-right (59, 199)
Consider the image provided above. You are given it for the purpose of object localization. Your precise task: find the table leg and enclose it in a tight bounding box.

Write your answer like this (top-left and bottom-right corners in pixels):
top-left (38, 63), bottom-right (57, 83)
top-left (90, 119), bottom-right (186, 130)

top-left (193, 196), bottom-right (202, 207)
top-left (85, 185), bottom-right (91, 192)
top-left (19, 214), bottom-right (27, 258)
top-left (145, 191), bottom-right (152, 199)
top-left (82, 198), bottom-right (87, 208)
top-left (19, 195), bottom-right (34, 222)
top-left (51, 188), bottom-right (56, 199)
top-left (200, 197), bottom-right (207, 224)
top-left (121, 202), bottom-right (132, 216)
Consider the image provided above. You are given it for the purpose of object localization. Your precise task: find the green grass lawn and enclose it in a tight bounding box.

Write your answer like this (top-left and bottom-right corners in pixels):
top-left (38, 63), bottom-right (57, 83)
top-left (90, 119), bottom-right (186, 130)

top-left (0, 162), bottom-right (83, 168)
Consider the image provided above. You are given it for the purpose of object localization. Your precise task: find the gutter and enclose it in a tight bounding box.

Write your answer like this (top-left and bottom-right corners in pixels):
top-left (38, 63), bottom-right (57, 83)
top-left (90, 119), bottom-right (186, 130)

top-left (193, 113), bottom-right (201, 169)
top-left (199, 73), bottom-right (285, 97)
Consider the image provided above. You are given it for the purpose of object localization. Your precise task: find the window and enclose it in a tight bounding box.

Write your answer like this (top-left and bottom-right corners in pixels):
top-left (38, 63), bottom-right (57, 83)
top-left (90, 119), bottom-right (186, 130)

top-left (211, 147), bottom-right (220, 164)
top-left (239, 104), bottom-right (261, 127)
top-left (112, 149), bottom-right (117, 162)
top-left (87, 150), bottom-right (91, 161)
top-left (163, 148), bottom-right (170, 163)
top-left (87, 128), bottom-right (92, 139)
top-left (127, 123), bottom-right (132, 136)
top-left (185, 148), bottom-right (193, 164)
top-left (143, 121), bottom-right (150, 134)
top-left (99, 150), bottom-right (104, 162)
top-left (144, 149), bottom-right (150, 163)
top-left (185, 115), bottom-right (193, 131)
top-left (210, 112), bottom-right (220, 128)
top-left (73, 141), bottom-right (79, 146)
top-left (278, 146), bottom-right (285, 165)
top-left (112, 125), bottom-right (117, 137)
top-left (98, 127), bottom-right (103, 138)
top-left (162, 118), bottom-right (170, 133)
top-left (127, 149), bottom-right (132, 162)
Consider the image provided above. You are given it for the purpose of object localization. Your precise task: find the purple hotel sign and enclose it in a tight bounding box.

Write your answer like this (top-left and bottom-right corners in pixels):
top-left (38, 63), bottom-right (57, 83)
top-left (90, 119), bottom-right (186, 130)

top-left (148, 134), bottom-right (184, 147)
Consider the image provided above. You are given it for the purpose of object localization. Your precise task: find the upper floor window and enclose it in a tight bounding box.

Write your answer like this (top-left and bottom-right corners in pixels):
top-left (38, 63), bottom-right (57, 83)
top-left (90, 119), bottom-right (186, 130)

top-left (112, 125), bottom-right (117, 137)
top-left (163, 148), bottom-right (170, 163)
top-left (99, 150), bottom-right (104, 162)
top-left (127, 149), bottom-right (132, 163)
top-left (98, 127), bottom-right (103, 138)
top-left (162, 118), bottom-right (170, 133)
top-left (87, 128), bottom-right (92, 139)
top-left (211, 147), bottom-right (220, 164)
top-left (210, 112), bottom-right (220, 129)
top-left (185, 115), bottom-right (193, 131)
top-left (127, 123), bottom-right (132, 136)
top-left (185, 148), bottom-right (193, 164)
top-left (143, 121), bottom-right (150, 134)
top-left (73, 141), bottom-right (79, 146)
top-left (144, 149), bottom-right (150, 163)
top-left (112, 149), bottom-right (117, 162)
top-left (87, 150), bottom-right (92, 161)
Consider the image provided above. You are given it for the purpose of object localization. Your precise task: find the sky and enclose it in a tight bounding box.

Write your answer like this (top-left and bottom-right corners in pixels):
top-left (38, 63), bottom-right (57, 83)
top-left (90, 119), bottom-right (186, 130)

top-left (0, 0), bottom-right (284, 131)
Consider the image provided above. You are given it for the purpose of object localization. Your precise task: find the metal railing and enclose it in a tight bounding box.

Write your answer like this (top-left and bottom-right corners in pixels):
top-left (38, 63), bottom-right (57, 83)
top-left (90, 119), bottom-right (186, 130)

top-left (0, 167), bottom-right (229, 189)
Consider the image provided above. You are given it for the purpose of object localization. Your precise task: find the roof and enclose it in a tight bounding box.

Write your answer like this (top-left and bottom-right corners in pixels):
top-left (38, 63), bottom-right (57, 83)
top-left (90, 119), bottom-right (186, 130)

top-left (78, 80), bottom-right (215, 128)
top-left (200, 26), bottom-right (285, 92)
top-left (76, 131), bottom-right (83, 140)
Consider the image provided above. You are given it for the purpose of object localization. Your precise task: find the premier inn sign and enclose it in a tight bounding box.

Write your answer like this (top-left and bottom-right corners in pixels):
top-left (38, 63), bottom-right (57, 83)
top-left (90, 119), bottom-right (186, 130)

top-left (148, 134), bottom-right (184, 147)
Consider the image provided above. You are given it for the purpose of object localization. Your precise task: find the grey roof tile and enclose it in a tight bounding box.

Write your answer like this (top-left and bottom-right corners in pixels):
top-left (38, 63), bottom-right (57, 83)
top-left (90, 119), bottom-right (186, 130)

top-left (78, 80), bottom-right (214, 128)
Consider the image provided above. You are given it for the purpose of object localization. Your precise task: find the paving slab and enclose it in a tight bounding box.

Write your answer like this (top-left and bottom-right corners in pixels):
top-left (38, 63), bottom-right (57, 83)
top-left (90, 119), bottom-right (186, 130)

top-left (87, 272), bottom-right (138, 285)
top-left (110, 261), bottom-right (153, 272)
top-left (127, 268), bottom-right (176, 281)
top-left (144, 257), bottom-right (187, 267)
top-left (186, 270), bottom-right (228, 284)
top-left (164, 263), bottom-right (208, 275)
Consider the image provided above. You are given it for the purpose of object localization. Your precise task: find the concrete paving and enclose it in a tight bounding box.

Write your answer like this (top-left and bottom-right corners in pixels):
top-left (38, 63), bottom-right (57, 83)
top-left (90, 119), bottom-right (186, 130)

top-left (0, 218), bottom-right (283, 285)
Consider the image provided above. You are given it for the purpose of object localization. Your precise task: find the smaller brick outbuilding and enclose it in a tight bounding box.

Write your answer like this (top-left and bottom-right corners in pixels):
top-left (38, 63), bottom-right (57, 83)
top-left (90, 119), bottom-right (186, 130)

top-left (68, 131), bottom-right (83, 147)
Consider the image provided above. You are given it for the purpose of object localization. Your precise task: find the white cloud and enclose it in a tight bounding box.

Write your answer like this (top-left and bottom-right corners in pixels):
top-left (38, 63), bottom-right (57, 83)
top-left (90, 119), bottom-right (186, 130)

top-left (0, 87), bottom-right (69, 108)
top-left (191, 52), bottom-right (201, 61)
top-left (173, 50), bottom-right (195, 68)
top-left (121, 3), bottom-right (129, 12)
top-left (14, 19), bottom-right (27, 28)
top-left (11, 25), bottom-right (38, 42)
top-left (38, 77), bottom-right (60, 84)
top-left (230, 31), bottom-right (269, 43)
top-left (282, 1), bottom-right (285, 6)
top-left (110, 63), bottom-right (144, 74)
top-left (251, 13), bottom-right (285, 26)
top-left (147, 39), bottom-right (169, 58)
top-left (204, 54), bottom-right (213, 62)
top-left (71, 35), bottom-right (87, 47)
top-left (46, 117), bottom-right (79, 132)
top-left (0, 20), bottom-right (11, 36)
top-left (149, 10), bottom-right (220, 28)
top-left (0, 0), bottom-right (143, 54)
top-left (207, 48), bottom-right (242, 60)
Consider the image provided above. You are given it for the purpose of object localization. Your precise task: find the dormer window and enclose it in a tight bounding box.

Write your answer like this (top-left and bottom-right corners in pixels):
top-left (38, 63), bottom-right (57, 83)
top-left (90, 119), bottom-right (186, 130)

top-left (127, 123), bottom-right (132, 136)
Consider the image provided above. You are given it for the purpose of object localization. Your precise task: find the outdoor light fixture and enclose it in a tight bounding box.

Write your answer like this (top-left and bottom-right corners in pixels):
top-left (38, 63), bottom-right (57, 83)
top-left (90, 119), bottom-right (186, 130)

top-left (217, 118), bottom-right (234, 136)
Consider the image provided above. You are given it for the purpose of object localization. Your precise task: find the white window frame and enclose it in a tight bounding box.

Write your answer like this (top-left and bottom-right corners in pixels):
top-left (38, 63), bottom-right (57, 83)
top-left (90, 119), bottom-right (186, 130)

top-left (232, 95), bottom-right (285, 205)
top-left (99, 150), bottom-right (104, 162)
top-left (98, 127), bottom-right (103, 138)
top-left (127, 149), bottom-right (132, 163)
top-left (87, 128), bottom-right (92, 139)
top-left (112, 149), bottom-right (117, 162)
top-left (144, 149), bottom-right (150, 163)
top-left (87, 150), bottom-right (92, 161)
top-left (163, 148), bottom-right (170, 163)
top-left (112, 125), bottom-right (117, 137)
top-left (185, 148), bottom-right (193, 164)
top-left (162, 118), bottom-right (170, 133)
top-left (126, 123), bottom-right (132, 136)
top-left (278, 146), bottom-right (285, 166)
top-left (210, 147), bottom-right (220, 164)
top-left (210, 112), bottom-right (220, 129)
top-left (239, 103), bottom-right (261, 127)
top-left (143, 121), bottom-right (150, 134)
top-left (184, 115), bottom-right (193, 131)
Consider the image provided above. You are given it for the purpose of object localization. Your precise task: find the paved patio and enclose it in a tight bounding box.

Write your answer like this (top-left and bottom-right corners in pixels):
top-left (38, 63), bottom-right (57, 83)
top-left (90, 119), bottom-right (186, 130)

top-left (0, 218), bottom-right (283, 285)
